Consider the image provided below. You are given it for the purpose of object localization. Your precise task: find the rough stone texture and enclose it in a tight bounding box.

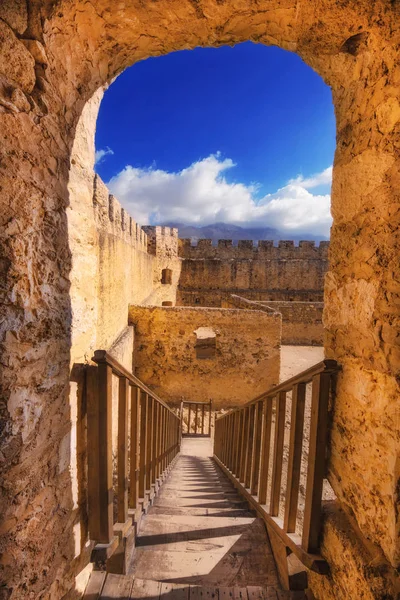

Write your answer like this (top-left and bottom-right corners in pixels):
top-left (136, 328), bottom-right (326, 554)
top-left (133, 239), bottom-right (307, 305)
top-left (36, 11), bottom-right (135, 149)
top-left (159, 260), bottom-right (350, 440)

top-left (0, 0), bottom-right (28, 35)
top-left (0, 19), bottom-right (35, 93)
top-left (142, 226), bottom-right (182, 306)
top-left (177, 240), bottom-right (328, 307)
top-left (224, 295), bottom-right (324, 346)
top-left (128, 305), bottom-right (281, 408)
top-left (308, 504), bottom-right (400, 600)
top-left (0, 1), bottom-right (399, 599)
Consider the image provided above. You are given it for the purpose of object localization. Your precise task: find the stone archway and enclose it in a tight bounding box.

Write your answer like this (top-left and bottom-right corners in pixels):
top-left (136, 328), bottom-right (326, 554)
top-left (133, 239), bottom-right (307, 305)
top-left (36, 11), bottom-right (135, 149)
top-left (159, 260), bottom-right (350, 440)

top-left (1, 2), bottom-right (399, 598)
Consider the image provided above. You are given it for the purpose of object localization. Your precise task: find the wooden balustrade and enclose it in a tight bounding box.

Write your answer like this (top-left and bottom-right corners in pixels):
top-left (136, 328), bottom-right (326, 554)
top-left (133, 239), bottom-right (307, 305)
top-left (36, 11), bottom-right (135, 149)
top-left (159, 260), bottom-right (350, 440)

top-left (87, 350), bottom-right (180, 553)
top-left (181, 400), bottom-right (212, 437)
top-left (214, 359), bottom-right (339, 573)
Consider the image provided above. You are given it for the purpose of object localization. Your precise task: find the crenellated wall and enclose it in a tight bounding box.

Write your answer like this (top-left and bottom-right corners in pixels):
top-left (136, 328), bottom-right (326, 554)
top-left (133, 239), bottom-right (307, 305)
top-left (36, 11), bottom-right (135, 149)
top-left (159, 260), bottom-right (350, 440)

top-left (177, 239), bottom-right (328, 308)
top-left (142, 225), bottom-right (182, 306)
top-left (179, 238), bottom-right (329, 260)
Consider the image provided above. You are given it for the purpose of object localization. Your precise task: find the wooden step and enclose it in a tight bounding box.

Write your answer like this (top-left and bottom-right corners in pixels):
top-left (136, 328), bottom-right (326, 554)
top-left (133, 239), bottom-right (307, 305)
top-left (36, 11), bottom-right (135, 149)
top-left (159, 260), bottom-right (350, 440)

top-left (83, 576), bottom-right (307, 600)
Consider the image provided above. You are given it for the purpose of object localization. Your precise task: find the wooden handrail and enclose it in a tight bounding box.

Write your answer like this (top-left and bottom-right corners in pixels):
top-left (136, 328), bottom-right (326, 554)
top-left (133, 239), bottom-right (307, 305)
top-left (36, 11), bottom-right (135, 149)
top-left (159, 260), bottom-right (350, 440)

top-left (87, 350), bottom-right (180, 555)
top-left (215, 359), bottom-right (338, 418)
top-left (92, 350), bottom-right (175, 414)
top-left (213, 359), bottom-right (340, 573)
top-left (181, 400), bottom-right (212, 437)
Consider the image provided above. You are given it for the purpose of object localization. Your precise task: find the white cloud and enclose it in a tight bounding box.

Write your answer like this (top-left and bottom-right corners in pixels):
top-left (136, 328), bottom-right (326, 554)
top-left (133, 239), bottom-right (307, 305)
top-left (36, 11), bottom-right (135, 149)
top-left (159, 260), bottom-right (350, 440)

top-left (107, 153), bottom-right (332, 237)
top-left (288, 166), bottom-right (333, 190)
top-left (95, 147), bottom-right (114, 165)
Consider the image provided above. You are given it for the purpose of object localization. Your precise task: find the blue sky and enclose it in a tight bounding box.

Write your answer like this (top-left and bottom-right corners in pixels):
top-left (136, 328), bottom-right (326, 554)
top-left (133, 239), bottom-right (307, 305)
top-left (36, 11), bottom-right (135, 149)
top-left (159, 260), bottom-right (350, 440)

top-left (95, 42), bottom-right (335, 236)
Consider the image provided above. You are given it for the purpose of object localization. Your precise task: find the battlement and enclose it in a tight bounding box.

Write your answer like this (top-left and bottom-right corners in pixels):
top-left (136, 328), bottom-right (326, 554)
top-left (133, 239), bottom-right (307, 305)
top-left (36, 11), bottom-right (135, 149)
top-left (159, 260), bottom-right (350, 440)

top-left (93, 174), bottom-right (148, 251)
top-left (142, 225), bottom-right (179, 257)
top-left (178, 238), bottom-right (329, 260)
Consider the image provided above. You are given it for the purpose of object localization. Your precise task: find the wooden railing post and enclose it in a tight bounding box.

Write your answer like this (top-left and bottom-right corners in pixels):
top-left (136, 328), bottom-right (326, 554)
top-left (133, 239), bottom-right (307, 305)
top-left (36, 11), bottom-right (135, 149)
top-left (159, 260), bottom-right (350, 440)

top-left (212, 359), bottom-right (339, 571)
top-left (139, 391), bottom-right (148, 499)
top-left (270, 391), bottom-right (286, 516)
top-left (87, 362), bottom-right (113, 544)
top-left (258, 398), bottom-right (273, 505)
top-left (117, 376), bottom-right (129, 524)
top-left (129, 386), bottom-right (140, 509)
top-left (146, 395), bottom-right (154, 491)
top-left (302, 373), bottom-right (331, 553)
top-left (284, 383), bottom-right (306, 533)
top-left (250, 401), bottom-right (263, 495)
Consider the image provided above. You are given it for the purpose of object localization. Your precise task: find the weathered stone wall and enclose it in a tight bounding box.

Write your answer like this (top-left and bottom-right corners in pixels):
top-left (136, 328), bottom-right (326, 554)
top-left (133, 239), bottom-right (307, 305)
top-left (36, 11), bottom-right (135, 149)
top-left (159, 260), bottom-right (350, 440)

top-left (142, 226), bottom-right (182, 306)
top-left (177, 240), bottom-right (328, 307)
top-left (1, 2), bottom-right (399, 599)
top-left (223, 295), bottom-right (324, 346)
top-left (128, 305), bottom-right (281, 408)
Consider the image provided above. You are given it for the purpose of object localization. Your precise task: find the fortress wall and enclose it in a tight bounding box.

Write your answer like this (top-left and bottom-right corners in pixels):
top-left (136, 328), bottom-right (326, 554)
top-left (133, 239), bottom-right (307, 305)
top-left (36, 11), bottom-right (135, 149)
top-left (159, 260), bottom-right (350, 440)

top-left (179, 238), bottom-right (329, 260)
top-left (128, 305), bottom-right (282, 409)
top-left (223, 296), bottom-right (324, 345)
top-left (177, 243), bottom-right (328, 308)
top-left (142, 226), bottom-right (182, 306)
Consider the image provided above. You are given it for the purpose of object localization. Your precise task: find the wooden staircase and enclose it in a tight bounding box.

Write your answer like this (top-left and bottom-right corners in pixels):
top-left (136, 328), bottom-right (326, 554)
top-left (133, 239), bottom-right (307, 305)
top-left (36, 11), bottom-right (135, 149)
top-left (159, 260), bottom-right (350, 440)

top-left (84, 574), bottom-right (306, 600)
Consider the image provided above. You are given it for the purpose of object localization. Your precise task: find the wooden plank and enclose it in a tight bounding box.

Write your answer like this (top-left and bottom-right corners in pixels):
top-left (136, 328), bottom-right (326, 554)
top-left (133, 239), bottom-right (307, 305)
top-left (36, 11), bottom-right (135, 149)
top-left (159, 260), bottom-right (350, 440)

top-left (83, 571), bottom-right (106, 600)
top-left (244, 405), bottom-right (256, 488)
top-left (100, 574), bottom-right (133, 599)
top-left (139, 391), bottom-right (148, 498)
top-left (302, 373), bottom-right (331, 553)
top-left (130, 578), bottom-right (161, 600)
top-left (239, 408), bottom-right (248, 483)
top-left (129, 386), bottom-right (140, 509)
top-left (201, 404), bottom-right (205, 435)
top-left (269, 392), bottom-right (286, 516)
top-left (190, 587), bottom-right (218, 600)
top-left (213, 454), bottom-right (329, 574)
top-left (117, 376), bottom-right (129, 523)
top-left (283, 384), bottom-right (306, 533)
top-left (86, 366), bottom-right (101, 542)
top-left (195, 404), bottom-right (198, 434)
top-left (151, 400), bottom-right (158, 484)
top-left (232, 589), bottom-right (248, 600)
top-left (146, 396), bottom-right (154, 490)
top-left (160, 583), bottom-right (189, 600)
top-left (97, 362), bottom-right (113, 542)
top-left (258, 398), bottom-right (273, 505)
top-left (246, 587), bottom-right (265, 600)
top-left (218, 588), bottom-right (234, 600)
top-left (188, 404), bottom-right (192, 434)
top-left (155, 401), bottom-right (161, 479)
top-left (250, 401), bottom-right (263, 495)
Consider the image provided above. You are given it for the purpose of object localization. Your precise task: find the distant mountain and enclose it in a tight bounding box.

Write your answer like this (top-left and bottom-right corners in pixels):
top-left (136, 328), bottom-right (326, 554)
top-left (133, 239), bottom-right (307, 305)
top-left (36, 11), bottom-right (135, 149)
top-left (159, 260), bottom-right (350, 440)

top-left (161, 222), bottom-right (328, 243)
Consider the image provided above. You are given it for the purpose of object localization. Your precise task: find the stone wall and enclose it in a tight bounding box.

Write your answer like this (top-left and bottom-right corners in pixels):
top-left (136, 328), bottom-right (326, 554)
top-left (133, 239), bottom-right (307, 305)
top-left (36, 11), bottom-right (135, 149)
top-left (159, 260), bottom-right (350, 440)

top-left (177, 239), bottom-right (328, 307)
top-left (142, 226), bottom-right (182, 306)
top-left (1, 2), bottom-right (400, 599)
top-left (128, 305), bottom-right (281, 408)
top-left (223, 296), bottom-right (324, 346)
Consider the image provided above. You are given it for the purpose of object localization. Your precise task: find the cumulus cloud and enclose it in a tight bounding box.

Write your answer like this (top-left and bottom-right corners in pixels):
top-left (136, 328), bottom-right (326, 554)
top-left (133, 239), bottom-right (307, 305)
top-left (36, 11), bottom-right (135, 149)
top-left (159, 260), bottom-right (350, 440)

top-left (95, 147), bottom-right (114, 165)
top-left (107, 153), bottom-right (332, 237)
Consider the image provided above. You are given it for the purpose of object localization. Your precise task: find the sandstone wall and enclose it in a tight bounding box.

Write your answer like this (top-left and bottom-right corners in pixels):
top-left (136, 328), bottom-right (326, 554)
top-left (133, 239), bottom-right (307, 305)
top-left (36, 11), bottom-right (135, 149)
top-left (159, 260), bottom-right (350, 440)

top-left (177, 240), bottom-right (328, 307)
top-left (142, 226), bottom-right (182, 306)
top-left (128, 305), bottom-right (281, 408)
top-left (1, 2), bottom-right (399, 599)
top-left (223, 296), bottom-right (324, 346)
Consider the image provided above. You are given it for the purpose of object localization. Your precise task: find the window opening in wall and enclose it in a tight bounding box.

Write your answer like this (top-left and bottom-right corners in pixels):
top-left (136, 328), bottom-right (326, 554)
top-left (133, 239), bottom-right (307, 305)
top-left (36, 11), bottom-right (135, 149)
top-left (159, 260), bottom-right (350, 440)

top-left (162, 301), bottom-right (173, 306)
top-left (161, 268), bottom-right (172, 284)
top-left (194, 327), bottom-right (217, 359)
top-left (195, 298), bottom-right (201, 304)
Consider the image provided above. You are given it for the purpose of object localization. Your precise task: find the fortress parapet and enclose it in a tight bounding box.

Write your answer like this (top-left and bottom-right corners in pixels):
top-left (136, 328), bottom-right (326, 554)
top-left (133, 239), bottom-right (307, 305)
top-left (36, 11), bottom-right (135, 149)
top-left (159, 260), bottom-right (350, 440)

top-left (178, 238), bottom-right (329, 260)
top-left (93, 174), bottom-right (148, 251)
top-left (142, 225), bottom-right (179, 258)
